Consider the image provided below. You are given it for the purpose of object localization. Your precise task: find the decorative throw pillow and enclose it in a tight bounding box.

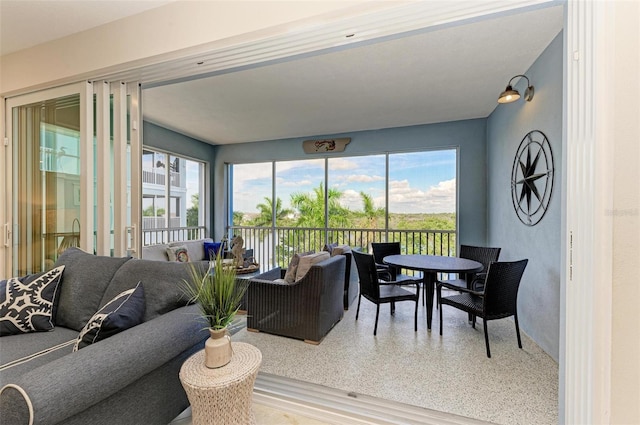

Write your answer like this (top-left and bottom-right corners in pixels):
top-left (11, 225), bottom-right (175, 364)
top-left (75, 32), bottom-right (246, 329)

top-left (0, 266), bottom-right (65, 336)
top-left (330, 244), bottom-right (352, 256)
top-left (295, 251), bottom-right (330, 281)
top-left (283, 251), bottom-right (314, 283)
top-left (167, 245), bottom-right (190, 262)
top-left (323, 243), bottom-right (339, 255)
top-left (73, 282), bottom-right (145, 351)
top-left (203, 242), bottom-right (223, 261)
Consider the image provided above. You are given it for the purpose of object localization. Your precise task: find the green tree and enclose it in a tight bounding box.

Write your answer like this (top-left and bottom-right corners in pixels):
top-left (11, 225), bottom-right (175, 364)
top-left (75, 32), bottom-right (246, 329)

top-left (232, 211), bottom-right (244, 225)
top-left (142, 205), bottom-right (155, 217)
top-left (187, 194), bottom-right (199, 227)
top-left (291, 183), bottom-right (350, 228)
top-left (251, 197), bottom-right (292, 227)
top-left (357, 191), bottom-right (385, 248)
top-left (359, 191), bottom-right (384, 228)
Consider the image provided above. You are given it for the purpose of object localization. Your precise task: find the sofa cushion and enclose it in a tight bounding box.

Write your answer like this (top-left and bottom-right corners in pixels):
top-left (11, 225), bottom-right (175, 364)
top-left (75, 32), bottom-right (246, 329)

top-left (283, 251), bottom-right (314, 283)
top-left (167, 245), bottom-right (189, 262)
top-left (323, 243), bottom-right (339, 254)
top-left (74, 282), bottom-right (145, 351)
top-left (103, 259), bottom-right (199, 322)
top-left (142, 244), bottom-right (170, 261)
top-left (0, 327), bottom-right (78, 385)
top-left (0, 266), bottom-right (65, 336)
top-left (330, 244), bottom-right (352, 256)
top-left (295, 251), bottom-right (330, 281)
top-left (53, 248), bottom-right (132, 332)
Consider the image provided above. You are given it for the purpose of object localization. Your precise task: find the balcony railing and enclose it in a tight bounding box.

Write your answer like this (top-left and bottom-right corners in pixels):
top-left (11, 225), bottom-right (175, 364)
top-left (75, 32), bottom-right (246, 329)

top-left (142, 169), bottom-right (182, 187)
top-left (142, 226), bottom-right (206, 246)
top-left (228, 226), bottom-right (456, 270)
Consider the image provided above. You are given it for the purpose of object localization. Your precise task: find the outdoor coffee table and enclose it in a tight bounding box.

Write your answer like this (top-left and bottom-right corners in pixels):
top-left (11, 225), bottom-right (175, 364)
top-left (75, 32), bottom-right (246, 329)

top-left (383, 254), bottom-right (483, 331)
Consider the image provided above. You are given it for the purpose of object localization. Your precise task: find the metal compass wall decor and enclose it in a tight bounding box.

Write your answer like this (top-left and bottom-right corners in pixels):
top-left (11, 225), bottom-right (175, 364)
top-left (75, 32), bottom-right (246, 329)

top-left (511, 130), bottom-right (555, 226)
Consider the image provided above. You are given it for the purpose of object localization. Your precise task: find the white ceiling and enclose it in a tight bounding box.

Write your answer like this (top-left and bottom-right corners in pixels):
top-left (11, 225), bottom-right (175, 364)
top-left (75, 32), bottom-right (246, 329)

top-left (143, 5), bottom-right (563, 145)
top-left (0, 1), bottom-right (563, 146)
top-left (0, 0), bottom-right (175, 56)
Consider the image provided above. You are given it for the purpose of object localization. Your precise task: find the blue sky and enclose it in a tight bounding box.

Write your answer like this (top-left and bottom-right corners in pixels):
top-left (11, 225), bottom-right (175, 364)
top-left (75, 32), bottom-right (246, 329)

top-left (232, 149), bottom-right (456, 214)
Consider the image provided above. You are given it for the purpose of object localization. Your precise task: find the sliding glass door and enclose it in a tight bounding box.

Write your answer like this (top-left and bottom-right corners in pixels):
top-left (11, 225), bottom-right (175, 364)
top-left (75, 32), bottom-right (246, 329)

top-left (3, 82), bottom-right (140, 276)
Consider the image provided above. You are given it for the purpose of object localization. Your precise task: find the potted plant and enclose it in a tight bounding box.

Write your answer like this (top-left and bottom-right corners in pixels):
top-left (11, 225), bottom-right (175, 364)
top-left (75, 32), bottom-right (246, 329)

top-left (182, 252), bottom-right (248, 368)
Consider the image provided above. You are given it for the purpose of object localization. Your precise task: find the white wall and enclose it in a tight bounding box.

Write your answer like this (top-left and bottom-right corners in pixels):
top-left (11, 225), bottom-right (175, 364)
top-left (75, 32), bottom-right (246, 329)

top-left (610, 2), bottom-right (640, 423)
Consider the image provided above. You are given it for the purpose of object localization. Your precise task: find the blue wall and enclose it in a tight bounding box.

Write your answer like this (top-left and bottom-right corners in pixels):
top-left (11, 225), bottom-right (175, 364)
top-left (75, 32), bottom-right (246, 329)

top-left (143, 122), bottom-right (217, 235)
top-left (213, 118), bottom-right (488, 246)
top-left (486, 32), bottom-right (563, 360)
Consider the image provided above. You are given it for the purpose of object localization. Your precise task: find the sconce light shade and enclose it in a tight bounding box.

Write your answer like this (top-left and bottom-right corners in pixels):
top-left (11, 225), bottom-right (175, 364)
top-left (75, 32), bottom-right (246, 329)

top-left (497, 75), bottom-right (534, 104)
top-left (498, 86), bottom-right (520, 103)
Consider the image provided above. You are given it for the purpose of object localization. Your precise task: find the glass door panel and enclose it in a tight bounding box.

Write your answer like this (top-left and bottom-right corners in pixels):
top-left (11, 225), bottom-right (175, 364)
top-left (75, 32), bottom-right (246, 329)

top-left (4, 81), bottom-right (140, 276)
top-left (9, 89), bottom-right (87, 275)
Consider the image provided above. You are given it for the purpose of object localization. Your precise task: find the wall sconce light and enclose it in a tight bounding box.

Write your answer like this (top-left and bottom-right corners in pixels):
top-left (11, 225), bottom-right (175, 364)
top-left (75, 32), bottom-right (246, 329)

top-left (497, 74), bottom-right (534, 104)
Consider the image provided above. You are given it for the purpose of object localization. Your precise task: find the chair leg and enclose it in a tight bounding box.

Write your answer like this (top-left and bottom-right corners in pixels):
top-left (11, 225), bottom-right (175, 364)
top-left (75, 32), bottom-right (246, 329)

top-left (483, 319), bottom-right (491, 358)
top-left (374, 304), bottom-right (380, 336)
top-left (514, 312), bottom-right (523, 349)
top-left (414, 300), bottom-right (418, 332)
top-left (390, 301), bottom-right (395, 315)
top-left (356, 296), bottom-right (361, 321)
top-left (439, 301), bottom-right (443, 335)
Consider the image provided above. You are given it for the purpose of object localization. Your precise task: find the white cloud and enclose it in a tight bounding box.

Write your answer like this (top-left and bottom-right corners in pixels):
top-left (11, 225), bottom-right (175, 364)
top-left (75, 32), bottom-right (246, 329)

top-left (346, 174), bottom-right (385, 183)
top-left (388, 178), bottom-right (456, 213)
top-left (329, 158), bottom-right (359, 170)
top-left (279, 179), bottom-right (313, 187)
top-left (340, 189), bottom-right (363, 210)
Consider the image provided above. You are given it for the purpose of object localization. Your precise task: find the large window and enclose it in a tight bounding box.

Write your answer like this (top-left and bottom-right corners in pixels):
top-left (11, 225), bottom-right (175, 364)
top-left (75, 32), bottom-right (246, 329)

top-left (142, 149), bottom-right (206, 245)
top-left (229, 149), bottom-right (457, 267)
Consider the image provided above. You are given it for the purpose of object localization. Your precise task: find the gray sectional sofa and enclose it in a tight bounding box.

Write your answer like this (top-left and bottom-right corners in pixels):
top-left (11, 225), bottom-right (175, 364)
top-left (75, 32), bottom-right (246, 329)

top-left (0, 248), bottom-right (208, 425)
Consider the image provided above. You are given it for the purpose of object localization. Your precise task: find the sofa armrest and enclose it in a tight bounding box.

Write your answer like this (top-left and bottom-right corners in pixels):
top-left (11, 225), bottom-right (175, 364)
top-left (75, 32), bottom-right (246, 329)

top-left (0, 304), bottom-right (208, 425)
top-left (254, 267), bottom-right (282, 281)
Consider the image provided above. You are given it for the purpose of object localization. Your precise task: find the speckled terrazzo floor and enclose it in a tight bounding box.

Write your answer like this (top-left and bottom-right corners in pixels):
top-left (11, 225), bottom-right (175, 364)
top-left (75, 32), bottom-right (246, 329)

top-left (232, 292), bottom-right (558, 425)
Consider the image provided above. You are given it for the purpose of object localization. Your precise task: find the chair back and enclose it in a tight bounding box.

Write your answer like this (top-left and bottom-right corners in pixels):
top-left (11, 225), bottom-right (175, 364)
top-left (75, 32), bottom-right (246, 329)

top-left (370, 242), bottom-right (401, 264)
top-left (482, 259), bottom-right (528, 317)
top-left (352, 250), bottom-right (380, 300)
top-left (458, 245), bottom-right (501, 274)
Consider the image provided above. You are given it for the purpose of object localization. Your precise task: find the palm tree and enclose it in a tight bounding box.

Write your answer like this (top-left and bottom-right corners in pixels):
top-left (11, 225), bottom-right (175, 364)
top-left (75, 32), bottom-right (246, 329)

top-left (358, 191), bottom-right (385, 248)
top-left (251, 197), bottom-right (291, 227)
top-left (359, 191), bottom-right (384, 228)
top-left (232, 211), bottom-right (244, 225)
top-left (291, 183), bottom-right (350, 228)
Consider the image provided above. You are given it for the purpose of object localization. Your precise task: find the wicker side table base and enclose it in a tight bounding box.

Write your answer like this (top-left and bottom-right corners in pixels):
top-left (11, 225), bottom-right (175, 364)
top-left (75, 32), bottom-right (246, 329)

top-left (179, 342), bottom-right (262, 425)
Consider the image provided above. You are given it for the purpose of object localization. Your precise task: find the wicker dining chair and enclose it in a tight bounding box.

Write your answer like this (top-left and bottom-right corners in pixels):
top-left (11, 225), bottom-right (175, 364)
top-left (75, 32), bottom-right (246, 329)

top-left (370, 242), bottom-right (419, 283)
top-left (437, 259), bottom-right (528, 358)
top-left (437, 245), bottom-right (501, 292)
top-left (352, 250), bottom-right (421, 336)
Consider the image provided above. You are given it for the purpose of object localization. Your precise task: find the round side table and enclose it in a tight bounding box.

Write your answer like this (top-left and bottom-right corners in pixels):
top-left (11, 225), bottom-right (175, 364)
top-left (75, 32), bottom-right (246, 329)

top-left (179, 342), bottom-right (262, 425)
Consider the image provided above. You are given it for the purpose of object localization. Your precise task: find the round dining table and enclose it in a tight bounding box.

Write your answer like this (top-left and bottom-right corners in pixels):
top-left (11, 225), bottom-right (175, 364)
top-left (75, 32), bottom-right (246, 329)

top-left (383, 254), bottom-right (483, 331)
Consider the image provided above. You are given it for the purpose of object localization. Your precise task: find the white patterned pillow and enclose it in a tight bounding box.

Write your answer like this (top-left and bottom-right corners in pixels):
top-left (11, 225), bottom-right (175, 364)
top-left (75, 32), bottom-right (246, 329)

top-left (167, 245), bottom-right (190, 262)
top-left (73, 282), bottom-right (145, 351)
top-left (0, 266), bottom-right (65, 336)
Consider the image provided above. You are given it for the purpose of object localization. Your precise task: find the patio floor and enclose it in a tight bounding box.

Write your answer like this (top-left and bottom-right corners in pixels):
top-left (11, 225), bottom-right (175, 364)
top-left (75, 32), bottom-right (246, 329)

top-left (231, 291), bottom-right (558, 425)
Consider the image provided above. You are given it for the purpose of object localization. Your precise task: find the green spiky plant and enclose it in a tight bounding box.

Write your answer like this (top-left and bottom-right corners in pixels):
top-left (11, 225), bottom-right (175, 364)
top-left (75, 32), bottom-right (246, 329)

top-left (181, 252), bottom-right (248, 330)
